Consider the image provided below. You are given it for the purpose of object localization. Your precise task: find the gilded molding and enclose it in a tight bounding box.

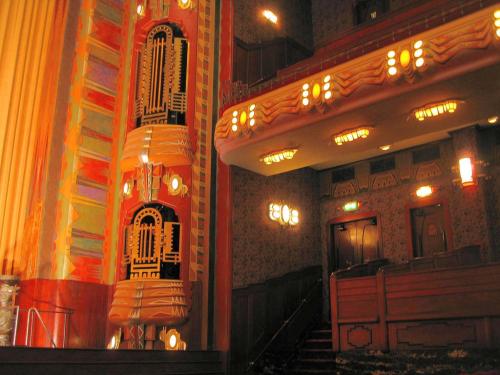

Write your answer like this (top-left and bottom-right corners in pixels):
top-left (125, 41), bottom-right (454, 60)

top-left (121, 125), bottom-right (193, 171)
top-left (215, 7), bottom-right (499, 148)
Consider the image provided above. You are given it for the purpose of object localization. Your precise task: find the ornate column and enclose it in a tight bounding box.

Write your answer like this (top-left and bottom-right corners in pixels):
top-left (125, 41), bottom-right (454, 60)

top-left (0, 276), bottom-right (19, 346)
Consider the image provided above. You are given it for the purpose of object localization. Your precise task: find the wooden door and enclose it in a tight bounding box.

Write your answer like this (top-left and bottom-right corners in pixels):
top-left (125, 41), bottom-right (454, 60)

top-left (331, 218), bottom-right (379, 271)
top-left (410, 204), bottom-right (448, 258)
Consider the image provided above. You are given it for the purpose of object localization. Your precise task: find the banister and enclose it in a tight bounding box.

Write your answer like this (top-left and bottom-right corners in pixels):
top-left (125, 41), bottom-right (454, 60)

top-left (247, 277), bottom-right (322, 372)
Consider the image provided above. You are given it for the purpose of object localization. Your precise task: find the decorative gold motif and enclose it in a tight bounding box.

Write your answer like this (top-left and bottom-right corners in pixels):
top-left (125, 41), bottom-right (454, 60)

top-left (121, 125), bottom-right (193, 172)
top-left (160, 327), bottom-right (187, 350)
top-left (124, 207), bottom-right (182, 280)
top-left (108, 279), bottom-right (188, 326)
top-left (136, 24), bottom-right (188, 126)
top-left (163, 172), bottom-right (188, 197)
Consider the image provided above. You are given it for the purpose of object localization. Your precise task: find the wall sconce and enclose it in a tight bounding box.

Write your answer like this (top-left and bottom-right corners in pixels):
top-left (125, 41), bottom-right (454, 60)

top-left (413, 100), bottom-right (459, 121)
top-left (160, 328), bottom-right (187, 351)
top-left (263, 9), bottom-right (278, 24)
top-left (123, 180), bottom-right (134, 198)
top-left (269, 203), bottom-right (299, 226)
top-left (230, 104), bottom-right (256, 133)
top-left (459, 157), bottom-right (475, 186)
top-left (163, 172), bottom-right (188, 196)
top-left (342, 201), bottom-right (360, 212)
top-left (178, 0), bottom-right (193, 10)
top-left (333, 127), bottom-right (371, 145)
top-left (260, 148), bottom-right (298, 165)
top-left (301, 75), bottom-right (333, 107)
top-left (416, 185), bottom-right (433, 198)
top-left (387, 40), bottom-right (425, 77)
top-left (107, 329), bottom-right (121, 349)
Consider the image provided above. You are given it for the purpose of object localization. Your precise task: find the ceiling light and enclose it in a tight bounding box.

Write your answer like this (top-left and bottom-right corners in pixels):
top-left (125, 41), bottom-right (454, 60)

top-left (379, 145), bottom-right (391, 151)
top-left (260, 148), bottom-right (298, 165)
top-left (487, 116), bottom-right (498, 124)
top-left (413, 100), bottom-right (459, 121)
top-left (333, 127), bottom-right (371, 146)
top-left (263, 9), bottom-right (278, 24)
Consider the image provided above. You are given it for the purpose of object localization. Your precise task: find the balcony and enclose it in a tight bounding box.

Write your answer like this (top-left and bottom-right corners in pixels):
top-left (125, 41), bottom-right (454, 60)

top-left (216, 4), bottom-right (500, 176)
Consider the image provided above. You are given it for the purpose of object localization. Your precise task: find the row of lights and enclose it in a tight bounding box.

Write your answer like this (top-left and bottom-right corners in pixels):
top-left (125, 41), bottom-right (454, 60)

top-left (260, 148), bottom-right (298, 165)
top-left (231, 104), bottom-right (256, 133)
top-left (269, 203), bottom-right (299, 226)
top-left (387, 40), bottom-right (425, 76)
top-left (333, 127), bottom-right (371, 146)
top-left (302, 75), bottom-right (333, 107)
top-left (413, 100), bottom-right (458, 121)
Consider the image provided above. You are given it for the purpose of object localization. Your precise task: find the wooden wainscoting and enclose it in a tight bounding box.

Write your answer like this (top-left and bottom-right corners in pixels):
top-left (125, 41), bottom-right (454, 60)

top-left (231, 266), bottom-right (321, 374)
top-left (330, 260), bottom-right (500, 351)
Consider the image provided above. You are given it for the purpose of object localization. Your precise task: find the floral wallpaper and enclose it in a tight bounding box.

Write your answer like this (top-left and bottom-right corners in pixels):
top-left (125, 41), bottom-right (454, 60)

top-left (319, 128), bottom-right (498, 302)
top-left (231, 167), bottom-right (321, 289)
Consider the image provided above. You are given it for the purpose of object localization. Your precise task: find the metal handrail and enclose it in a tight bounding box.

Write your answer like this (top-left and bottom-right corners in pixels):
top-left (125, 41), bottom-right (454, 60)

top-left (248, 277), bottom-right (322, 371)
top-left (21, 307), bottom-right (73, 348)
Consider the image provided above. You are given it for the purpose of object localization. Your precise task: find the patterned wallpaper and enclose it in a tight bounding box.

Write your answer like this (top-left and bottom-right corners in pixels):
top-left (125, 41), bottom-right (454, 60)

top-left (319, 128), bottom-right (497, 288)
top-left (311, 0), bottom-right (424, 48)
top-left (234, 0), bottom-right (313, 48)
top-left (232, 167), bottom-right (321, 288)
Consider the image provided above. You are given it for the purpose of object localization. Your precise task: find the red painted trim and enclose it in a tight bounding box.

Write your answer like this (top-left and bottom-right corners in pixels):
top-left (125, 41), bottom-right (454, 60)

top-left (214, 158), bottom-right (232, 352)
top-left (405, 196), bottom-right (454, 259)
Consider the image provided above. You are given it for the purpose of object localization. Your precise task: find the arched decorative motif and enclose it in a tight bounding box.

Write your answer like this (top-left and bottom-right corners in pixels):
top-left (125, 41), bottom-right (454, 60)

top-left (136, 23), bottom-right (189, 127)
top-left (124, 205), bottom-right (182, 280)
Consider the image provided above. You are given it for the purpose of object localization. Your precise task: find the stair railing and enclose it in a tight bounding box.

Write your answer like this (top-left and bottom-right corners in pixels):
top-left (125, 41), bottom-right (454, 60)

top-left (22, 307), bottom-right (73, 348)
top-left (247, 277), bottom-right (322, 372)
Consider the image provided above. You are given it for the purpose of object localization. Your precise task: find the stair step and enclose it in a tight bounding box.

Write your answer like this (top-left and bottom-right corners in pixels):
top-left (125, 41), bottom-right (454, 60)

top-left (298, 348), bottom-right (335, 359)
top-left (308, 329), bottom-right (332, 340)
top-left (303, 338), bottom-right (332, 350)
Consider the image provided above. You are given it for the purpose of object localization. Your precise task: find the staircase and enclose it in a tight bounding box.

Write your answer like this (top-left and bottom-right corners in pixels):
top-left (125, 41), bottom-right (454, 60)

top-left (289, 323), bottom-right (336, 374)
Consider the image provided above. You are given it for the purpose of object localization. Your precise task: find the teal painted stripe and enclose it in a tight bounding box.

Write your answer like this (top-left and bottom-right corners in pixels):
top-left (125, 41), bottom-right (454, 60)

top-left (72, 237), bottom-right (104, 253)
top-left (95, 0), bottom-right (123, 25)
top-left (81, 107), bottom-right (113, 137)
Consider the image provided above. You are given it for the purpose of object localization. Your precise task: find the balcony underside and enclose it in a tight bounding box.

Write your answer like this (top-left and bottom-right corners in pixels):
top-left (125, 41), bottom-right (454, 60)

top-left (215, 6), bottom-right (500, 176)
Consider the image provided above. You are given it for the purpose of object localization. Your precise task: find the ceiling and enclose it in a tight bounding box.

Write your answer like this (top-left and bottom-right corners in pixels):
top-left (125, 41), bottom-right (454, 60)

top-left (219, 60), bottom-right (500, 176)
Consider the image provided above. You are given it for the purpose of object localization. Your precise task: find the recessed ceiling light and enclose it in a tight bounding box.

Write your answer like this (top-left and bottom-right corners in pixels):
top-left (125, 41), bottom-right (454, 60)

top-left (379, 145), bottom-right (391, 151)
top-left (487, 116), bottom-right (498, 124)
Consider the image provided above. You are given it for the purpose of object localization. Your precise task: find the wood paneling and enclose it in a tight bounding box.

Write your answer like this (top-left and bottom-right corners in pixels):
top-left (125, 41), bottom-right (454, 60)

top-left (331, 261), bottom-right (500, 351)
top-left (231, 266), bottom-right (321, 375)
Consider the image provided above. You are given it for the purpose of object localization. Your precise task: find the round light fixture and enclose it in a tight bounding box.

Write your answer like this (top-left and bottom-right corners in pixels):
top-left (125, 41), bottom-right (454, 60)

top-left (487, 116), bottom-right (498, 124)
top-left (379, 145), bottom-right (391, 151)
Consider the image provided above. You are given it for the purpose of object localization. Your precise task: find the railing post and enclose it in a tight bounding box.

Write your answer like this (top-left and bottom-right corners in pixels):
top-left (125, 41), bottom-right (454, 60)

top-left (376, 270), bottom-right (388, 351)
top-left (330, 274), bottom-right (340, 352)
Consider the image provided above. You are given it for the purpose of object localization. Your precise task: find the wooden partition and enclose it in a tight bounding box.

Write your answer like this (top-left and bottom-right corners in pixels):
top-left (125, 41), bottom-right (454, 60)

top-left (231, 266), bottom-right (321, 375)
top-left (330, 261), bottom-right (500, 351)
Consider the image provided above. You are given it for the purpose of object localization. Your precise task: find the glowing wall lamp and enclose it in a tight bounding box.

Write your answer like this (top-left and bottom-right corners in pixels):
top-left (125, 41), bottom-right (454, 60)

top-left (416, 185), bottom-right (433, 198)
top-left (260, 148), bottom-right (298, 165)
top-left (459, 157), bottom-right (475, 187)
top-left (160, 328), bottom-right (187, 351)
top-left (263, 9), bottom-right (278, 24)
top-left (333, 127), bottom-right (371, 145)
top-left (269, 203), bottom-right (299, 226)
top-left (342, 201), bottom-right (360, 212)
top-left (413, 100), bottom-right (458, 122)
top-left (494, 10), bottom-right (500, 38)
